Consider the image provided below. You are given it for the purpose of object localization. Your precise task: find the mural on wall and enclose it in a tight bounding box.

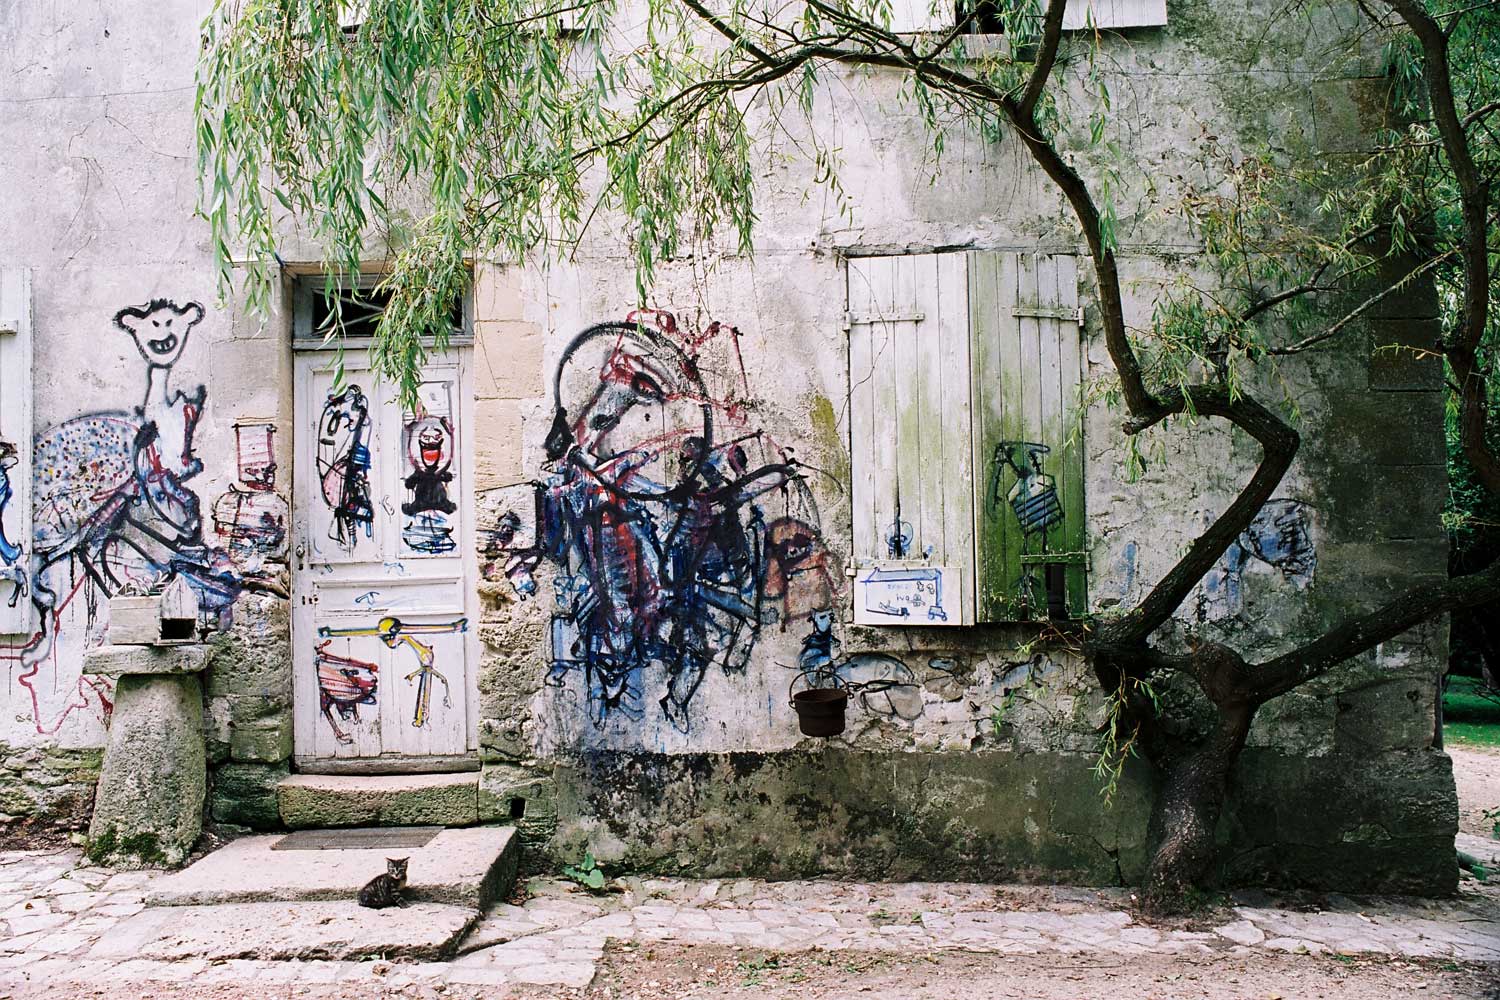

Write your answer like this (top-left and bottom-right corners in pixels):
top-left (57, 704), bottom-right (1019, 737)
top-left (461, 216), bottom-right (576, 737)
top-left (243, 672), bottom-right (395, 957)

top-left (1, 299), bottom-right (258, 734)
top-left (401, 381), bottom-right (459, 556)
top-left (1200, 498), bottom-right (1317, 619)
top-left (313, 640), bottom-right (380, 744)
top-left (484, 311), bottom-right (837, 731)
top-left (992, 440), bottom-right (1065, 610)
top-left (212, 421), bottom-right (289, 586)
top-left (0, 440), bottom-right (26, 604)
top-left (790, 610), bottom-right (928, 722)
top-left (316, 616), bottom-right (466, 730)
top-left (316, 385), bottom-right (375, 549)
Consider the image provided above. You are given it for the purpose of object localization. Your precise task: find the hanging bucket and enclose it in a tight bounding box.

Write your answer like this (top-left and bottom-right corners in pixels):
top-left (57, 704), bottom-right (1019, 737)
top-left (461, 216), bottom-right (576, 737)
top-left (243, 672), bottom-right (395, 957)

top-left (791, 688), bottom-right (848, 737)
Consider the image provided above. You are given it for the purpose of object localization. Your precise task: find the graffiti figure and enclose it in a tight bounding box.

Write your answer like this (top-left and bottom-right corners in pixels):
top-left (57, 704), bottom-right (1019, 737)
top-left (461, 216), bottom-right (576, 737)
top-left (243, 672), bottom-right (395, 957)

top-left (1203, 498), bottom-right (1316, 618)
top-left (212, 423), bottom-right (289, 581)
top-left (501, 313), bottom-right (831, 731)
top-left (0, 440), bottom-right (26, 605)
top-left (317, 616), bottom-right (465, 729)
top-left (789, 610), bottom-right (922, 722)
top-left (763, 517), bottom-right (838, 629)
top-left (28, 300), bottom-right (242, 663)
top-left (400, 414), bottom-right (458, 555)
top-left (402, 418), bottom-right (456, 516)
top-left (313, 640), bottom-right (379, 744)
top-left (316, 386), bottom-right (375, 547)
top-left (992, 440), bottom-right (1064, 613)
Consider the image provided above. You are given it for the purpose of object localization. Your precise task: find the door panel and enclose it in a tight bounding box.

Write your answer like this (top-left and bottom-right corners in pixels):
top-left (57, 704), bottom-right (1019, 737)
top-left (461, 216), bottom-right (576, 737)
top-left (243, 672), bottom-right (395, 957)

top-left (292, 351), bottom-right (476, 764)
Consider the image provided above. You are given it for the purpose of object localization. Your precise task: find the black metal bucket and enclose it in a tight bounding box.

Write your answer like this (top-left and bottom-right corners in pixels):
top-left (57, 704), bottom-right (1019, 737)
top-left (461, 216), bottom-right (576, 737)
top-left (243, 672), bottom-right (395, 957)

top-left (791, 688), bottom-right (848, 737)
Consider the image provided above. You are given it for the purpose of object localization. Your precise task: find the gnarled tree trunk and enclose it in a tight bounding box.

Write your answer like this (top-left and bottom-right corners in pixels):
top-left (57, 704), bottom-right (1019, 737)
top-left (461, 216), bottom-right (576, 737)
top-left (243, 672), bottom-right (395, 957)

top-left (1141, 703), bottom-right (1255, 914)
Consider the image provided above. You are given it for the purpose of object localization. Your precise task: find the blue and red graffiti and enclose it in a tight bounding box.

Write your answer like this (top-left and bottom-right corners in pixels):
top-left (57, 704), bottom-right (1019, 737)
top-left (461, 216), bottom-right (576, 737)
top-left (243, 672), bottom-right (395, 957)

top-left (492, 312), bottom-right (836, 731)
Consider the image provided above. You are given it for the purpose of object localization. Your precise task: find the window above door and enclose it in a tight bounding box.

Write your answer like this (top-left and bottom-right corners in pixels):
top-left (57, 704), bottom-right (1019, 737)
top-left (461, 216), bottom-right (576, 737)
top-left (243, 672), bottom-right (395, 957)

top-left (291, 272), bottom-right (472, 352)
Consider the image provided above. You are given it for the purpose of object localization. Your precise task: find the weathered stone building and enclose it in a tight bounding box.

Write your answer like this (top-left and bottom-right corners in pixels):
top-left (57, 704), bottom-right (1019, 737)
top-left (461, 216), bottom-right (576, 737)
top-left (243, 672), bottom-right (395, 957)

top-left (0, 0), bottom-right (1456, 891)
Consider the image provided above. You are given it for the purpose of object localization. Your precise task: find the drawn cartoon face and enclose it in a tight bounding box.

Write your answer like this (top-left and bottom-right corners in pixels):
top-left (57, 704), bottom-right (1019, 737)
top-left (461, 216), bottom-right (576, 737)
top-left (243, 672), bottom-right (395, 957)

top-left (405, 417), bottom-right (453, 472)
top-left (113, 299), bottom-right (205, 368)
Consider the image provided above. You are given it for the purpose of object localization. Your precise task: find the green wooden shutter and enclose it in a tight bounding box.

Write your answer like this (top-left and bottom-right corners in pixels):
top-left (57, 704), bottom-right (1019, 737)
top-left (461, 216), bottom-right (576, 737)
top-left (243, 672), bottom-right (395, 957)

top-left (0, 268), bottom-right (33, 633)
top-left (846, 253), bottom-right (975, 625)
top-left (969, 251), bottom-right (1086, 622)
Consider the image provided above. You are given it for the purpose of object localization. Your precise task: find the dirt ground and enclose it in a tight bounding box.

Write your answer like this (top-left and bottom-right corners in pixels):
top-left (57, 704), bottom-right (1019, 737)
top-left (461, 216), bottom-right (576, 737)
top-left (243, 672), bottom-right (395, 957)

top-left (1454, 745), bottom-right (1500, 838)
top-left (3, 948), bottom-right (1496, 1000)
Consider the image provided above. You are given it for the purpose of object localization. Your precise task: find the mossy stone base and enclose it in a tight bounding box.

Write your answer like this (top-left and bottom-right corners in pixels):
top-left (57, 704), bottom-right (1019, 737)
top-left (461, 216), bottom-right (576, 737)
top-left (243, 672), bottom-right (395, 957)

top-left (88, 674), bottom-right (206, 867)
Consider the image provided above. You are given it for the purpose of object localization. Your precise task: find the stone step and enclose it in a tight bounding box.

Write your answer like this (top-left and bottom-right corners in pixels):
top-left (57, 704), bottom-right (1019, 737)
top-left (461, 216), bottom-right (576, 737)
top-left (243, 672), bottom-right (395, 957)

top-left (278, 771), bottom-right (480, 828)
top-left (89, 900), bottom-right (480, 962)
top-left (145, 825), bottom-right (518, 911)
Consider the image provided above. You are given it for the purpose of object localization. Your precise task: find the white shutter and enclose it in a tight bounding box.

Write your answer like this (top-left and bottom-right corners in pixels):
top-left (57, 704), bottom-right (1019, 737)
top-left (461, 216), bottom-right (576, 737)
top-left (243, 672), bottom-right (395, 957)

top-left (0, 269), bottom-right (33, 634)
top-left (1062, 0), bottom-right (1167, 30)
top-left (885, 0), bottom-right (949, 33)
top-left (846, 254), bottom-right (975, 625)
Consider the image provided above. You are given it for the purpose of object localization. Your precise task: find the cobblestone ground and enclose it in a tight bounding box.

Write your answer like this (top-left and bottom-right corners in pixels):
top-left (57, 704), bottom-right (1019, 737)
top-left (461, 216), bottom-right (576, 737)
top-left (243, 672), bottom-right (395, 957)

top-left (0, 837), bottom-right (1495, 997)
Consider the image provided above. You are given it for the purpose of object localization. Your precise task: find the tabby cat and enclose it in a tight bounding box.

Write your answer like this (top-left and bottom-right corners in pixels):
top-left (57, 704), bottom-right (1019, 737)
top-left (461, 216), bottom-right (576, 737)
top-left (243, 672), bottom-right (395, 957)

top-left (357, 857), bottom-right (409, 909)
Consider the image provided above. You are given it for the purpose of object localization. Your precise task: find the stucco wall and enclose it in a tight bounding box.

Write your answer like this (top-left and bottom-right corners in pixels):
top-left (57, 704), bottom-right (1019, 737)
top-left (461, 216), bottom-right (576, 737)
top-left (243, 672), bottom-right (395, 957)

top-left (0, 0), bottom-right (1456, 892)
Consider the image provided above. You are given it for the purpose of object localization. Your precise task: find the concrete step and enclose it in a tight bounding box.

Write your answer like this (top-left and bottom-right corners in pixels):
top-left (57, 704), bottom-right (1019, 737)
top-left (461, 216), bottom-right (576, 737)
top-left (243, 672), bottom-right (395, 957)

top-left (279, 771), bottom-right (480, 828)
top-left (145, 825), bottom-right (518, 911)
top-left (88, 900), bottom-right (480, 962)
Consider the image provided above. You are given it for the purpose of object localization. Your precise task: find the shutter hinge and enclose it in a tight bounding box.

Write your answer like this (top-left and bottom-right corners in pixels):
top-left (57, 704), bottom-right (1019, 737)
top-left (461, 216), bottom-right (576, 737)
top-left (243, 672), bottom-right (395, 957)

top-left (1019, 551), bottom-right (1088, 567)
top-left (844, 309), bottom-right (925, 329)
top-left (1011, 306), bottom-right (1083, 324)
top-left (0, 317), bottom-right (19, 336)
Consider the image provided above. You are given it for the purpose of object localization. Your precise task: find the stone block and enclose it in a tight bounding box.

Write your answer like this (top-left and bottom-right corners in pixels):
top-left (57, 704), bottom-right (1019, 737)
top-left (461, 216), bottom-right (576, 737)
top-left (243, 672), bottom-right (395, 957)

top-left (205, 599), bottom-right (292, 700)
top-left (210, 761), bottom-right (289, 830)
top-left (474, 398), bottom-right (526, 489)
top-left (89, 900), bottom-right (480, 962)
top-left (278, 773), bottom-right (480, 829)
top-left (475, 320), bottom-right (546, 400)
top-left (229, 717), bottom-right (293, 764)
top-left (88, 674), bottom-right (207, 867)
top-left (145, 826), bottom-right (518, 911)
top-left (84, 643), bottom-right (213, 677)
top-left (478, 764), bottom-right (558, 846)
top-left (1368, 318), bottom-right (1442, 391)
top-left (1323, 463), bottom-right (1445, 540)
top-left (1222, 748), bottom-right (1457, 894)
top-left (1334, 678), bottom-right (1439, 753)
top-left (473, 262), bottom-right (525, 323)
top-left (1312, 77), bottom-right (1396, 154)
top-left (1321, 390), bottom-right (1445, 466)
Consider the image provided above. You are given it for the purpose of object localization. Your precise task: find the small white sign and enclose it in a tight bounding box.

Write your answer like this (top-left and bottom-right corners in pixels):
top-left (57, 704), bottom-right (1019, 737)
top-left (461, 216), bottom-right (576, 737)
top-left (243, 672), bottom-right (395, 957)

top-left (854, 565), bottom-right (961, 626)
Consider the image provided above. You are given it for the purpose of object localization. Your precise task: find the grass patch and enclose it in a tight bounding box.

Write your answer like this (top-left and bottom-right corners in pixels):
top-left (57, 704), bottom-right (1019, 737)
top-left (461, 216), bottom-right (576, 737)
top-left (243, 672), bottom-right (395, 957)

top-left (1444, 675), bottom-right (1500, 747)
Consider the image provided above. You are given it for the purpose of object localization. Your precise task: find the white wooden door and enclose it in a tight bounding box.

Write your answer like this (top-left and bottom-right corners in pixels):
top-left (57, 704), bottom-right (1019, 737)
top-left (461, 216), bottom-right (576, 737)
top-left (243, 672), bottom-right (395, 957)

top-left (291, 350), bottom-right (478, 766)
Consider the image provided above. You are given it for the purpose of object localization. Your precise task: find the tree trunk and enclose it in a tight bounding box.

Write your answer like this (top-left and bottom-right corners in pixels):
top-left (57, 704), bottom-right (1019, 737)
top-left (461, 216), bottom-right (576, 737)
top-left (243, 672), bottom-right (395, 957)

top-left (1141, 703), bottom-right (1255, 915)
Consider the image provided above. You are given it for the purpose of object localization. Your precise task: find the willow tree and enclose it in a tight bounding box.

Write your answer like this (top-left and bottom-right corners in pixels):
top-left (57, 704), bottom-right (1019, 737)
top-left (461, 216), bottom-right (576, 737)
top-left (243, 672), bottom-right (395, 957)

top-left (197, 0), bottom-right (1500, 912)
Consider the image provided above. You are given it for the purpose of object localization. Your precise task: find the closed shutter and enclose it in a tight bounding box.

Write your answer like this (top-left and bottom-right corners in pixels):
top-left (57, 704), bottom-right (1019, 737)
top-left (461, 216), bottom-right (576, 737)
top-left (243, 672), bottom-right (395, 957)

top-left (885, 0), bottom-right (950, 33)
top-left (968, 251), bottom-right (1085, 621)
top-left (0, 268), bottom-right (33, 633)
top-left (847, 253), bottom-right (975, 625)
top-left (1062, 0), bottom-right (1168, 29)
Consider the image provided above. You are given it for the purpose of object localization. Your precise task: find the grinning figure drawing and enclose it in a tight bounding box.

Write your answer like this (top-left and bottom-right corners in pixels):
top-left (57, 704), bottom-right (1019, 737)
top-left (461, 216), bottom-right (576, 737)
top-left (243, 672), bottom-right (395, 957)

top-left (495, 311), bottom-right (835, 731)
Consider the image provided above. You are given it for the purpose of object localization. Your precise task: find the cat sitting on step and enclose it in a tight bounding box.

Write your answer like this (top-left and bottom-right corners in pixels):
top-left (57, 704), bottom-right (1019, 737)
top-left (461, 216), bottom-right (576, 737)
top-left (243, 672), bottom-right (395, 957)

top-left (357, 857), bottom-right (410, 909)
